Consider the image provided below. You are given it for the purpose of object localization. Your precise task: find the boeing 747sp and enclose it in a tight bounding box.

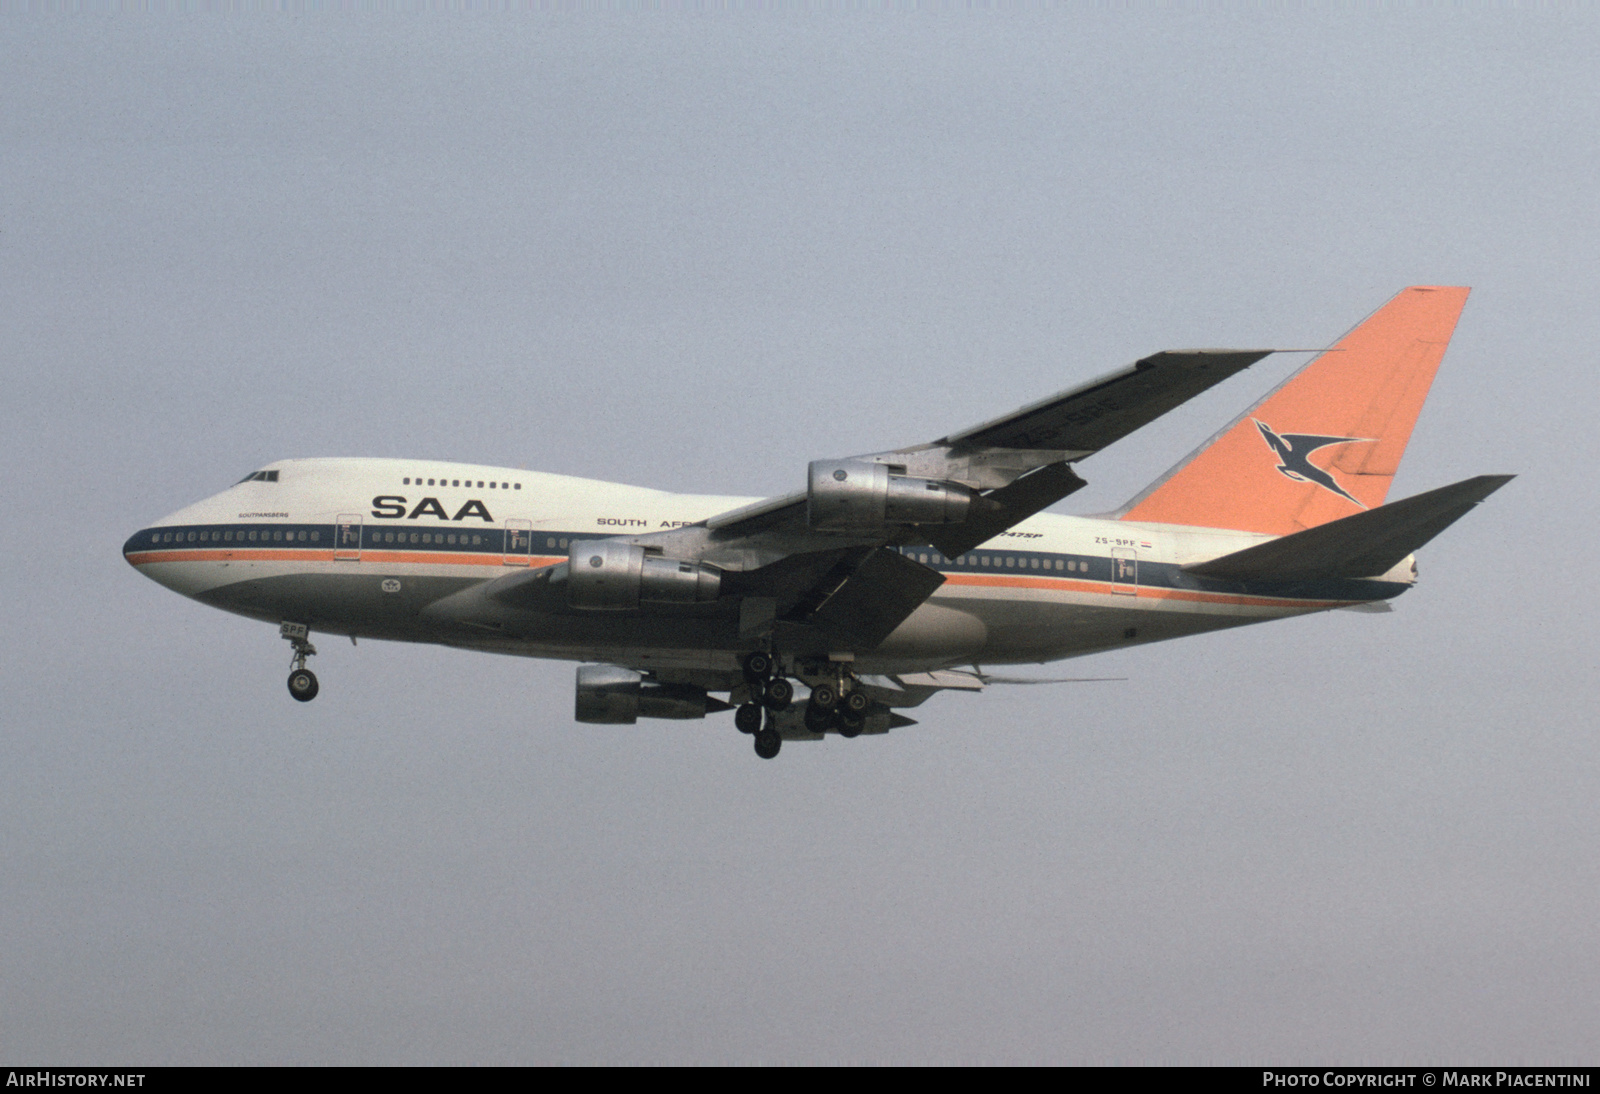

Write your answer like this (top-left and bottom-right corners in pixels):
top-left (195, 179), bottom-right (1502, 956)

top-left (125, 287), bottom-right (1510, 758)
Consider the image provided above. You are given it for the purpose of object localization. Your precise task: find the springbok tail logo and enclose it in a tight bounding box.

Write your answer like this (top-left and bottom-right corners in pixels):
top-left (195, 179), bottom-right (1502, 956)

top-left (1253, 419), bottom-right (1374, 508)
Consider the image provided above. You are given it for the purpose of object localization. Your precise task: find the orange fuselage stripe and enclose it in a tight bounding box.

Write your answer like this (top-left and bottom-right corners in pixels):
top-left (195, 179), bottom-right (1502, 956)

top-left (941, 572), bottom-right (1345, 608)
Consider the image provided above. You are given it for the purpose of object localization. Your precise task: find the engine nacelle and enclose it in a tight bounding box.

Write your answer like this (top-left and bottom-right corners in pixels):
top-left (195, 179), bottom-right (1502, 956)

top-left (574, 664), bottom-right (721, 724)
top-left (567, 540), bottom-right (721, 611)
top-left (807, 459), bottom-right (975, 531)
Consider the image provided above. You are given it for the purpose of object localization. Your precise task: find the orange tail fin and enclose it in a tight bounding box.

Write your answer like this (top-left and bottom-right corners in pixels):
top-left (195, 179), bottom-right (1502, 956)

top-left (1118, 286), bottom-right (1470, 536)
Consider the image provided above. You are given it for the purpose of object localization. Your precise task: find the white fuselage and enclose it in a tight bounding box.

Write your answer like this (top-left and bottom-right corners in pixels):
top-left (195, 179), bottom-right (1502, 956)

top-left (124, 458), bottom-right (1412, 677)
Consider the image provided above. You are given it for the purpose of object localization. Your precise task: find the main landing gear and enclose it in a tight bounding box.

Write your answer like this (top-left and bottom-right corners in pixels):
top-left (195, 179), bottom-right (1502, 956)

top-left (799, 660), bottom-right (871, 738)
top-left (736, 651), bottom-right (877, 758)
top-left (753, 726), bottom-right (782, 760)
top-left (806, 681), bottom-right (868, 736)
top-left (281, 622), bottom-right (319, 703)
top-left (741, 650), bottom-right (788, 760)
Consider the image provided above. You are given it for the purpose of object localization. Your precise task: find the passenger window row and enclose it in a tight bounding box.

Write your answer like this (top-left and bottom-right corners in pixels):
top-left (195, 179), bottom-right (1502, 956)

top-left (153, 528), bottom-right (319, 544)
top-left (903, 548), bottom-right (1093, 573)
top-left (402, 477), bottom-right (521, 490)
top-left (372, 532), bottom-right (486, 547)
top-left (148, 527), bottom-right (526, 549)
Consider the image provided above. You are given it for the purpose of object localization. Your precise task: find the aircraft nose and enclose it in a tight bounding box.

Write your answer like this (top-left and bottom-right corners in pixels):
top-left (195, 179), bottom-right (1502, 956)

top-left (123, 515), bottom-right (213, 598)
top-left (124, 526), bottom-right (156, 567)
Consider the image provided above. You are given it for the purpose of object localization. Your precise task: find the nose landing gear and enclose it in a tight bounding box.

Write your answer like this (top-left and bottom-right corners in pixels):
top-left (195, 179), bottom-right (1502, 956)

top-left (281, 622), bottom-right (319, 703)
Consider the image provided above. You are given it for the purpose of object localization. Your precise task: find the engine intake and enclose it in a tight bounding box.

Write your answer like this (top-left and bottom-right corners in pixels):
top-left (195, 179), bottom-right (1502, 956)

top-left (574, 664), bottom-right (724, 724)
top-left (807, 459), bottom-right (975, 531)
top-left (567, 540), bottom-right (721, 611)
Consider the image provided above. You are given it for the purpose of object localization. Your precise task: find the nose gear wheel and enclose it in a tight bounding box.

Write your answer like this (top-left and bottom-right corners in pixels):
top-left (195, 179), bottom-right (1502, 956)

top-left (280, 622), bottom-right (320, 703)
top-left (288, 669), bottom-right (319, 702)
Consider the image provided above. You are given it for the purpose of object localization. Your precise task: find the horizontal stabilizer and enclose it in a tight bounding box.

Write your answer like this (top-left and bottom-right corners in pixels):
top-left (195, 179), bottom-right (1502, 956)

top-left (1184, 474), bottom-right (1513, 580)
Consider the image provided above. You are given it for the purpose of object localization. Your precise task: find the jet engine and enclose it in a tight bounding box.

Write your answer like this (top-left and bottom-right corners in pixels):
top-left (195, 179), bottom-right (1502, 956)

top-left (807, 459), bottom-right (975, 531)
top-left (567, 540), bottom-right (722, 611)
top-left (574, 664), bottom-right (729, 724)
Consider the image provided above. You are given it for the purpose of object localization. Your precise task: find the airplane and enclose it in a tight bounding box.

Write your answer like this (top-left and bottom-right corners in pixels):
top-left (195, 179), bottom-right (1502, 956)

top-left (124, 286), bottom-right (1511, 759)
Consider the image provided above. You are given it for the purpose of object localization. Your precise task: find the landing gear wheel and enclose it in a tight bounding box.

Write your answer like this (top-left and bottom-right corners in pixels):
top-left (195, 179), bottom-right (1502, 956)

top-left (804, 703), bottom-right (837, 734)
top-left (762, 676), bottom-right (794, 712)
top-left (735, 702), bottom-right (763, 734)
top-left (754, 727), bottom-right (782, 759)
top-left (838, 708), bottom-right (865, 737)
top-left (809, 682), bottom-right (838, 711)
top-left (281, 623), bottom-right (319, 703)
top-left (287, 669), bottom-right (319, 702)
top-left (742, 651), bottom-right (773, 682)
top-left (843, 689), bottom-right (870, 715)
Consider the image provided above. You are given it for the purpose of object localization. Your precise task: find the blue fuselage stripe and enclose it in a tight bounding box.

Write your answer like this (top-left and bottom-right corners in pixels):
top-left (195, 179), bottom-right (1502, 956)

top-left (124, 523), bottom-right (1407, 603)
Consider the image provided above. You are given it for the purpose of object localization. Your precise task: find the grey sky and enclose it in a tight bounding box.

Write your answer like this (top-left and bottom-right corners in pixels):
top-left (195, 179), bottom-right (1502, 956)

top-left (2, 9), bottom-right (1596, 1064)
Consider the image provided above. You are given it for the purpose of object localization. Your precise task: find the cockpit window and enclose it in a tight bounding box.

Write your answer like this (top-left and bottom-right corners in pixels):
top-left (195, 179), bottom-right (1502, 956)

top-left (235, 470), bottom-right (280, 484)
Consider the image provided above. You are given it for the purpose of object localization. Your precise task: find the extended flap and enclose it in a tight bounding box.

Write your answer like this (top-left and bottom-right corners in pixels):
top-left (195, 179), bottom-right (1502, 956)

top-left (803, 548), bottom-right (946, 649)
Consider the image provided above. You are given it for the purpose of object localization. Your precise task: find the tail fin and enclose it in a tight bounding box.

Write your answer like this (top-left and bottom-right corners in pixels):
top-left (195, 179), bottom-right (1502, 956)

top-left (1119, 286), bottom-right (1470, 535)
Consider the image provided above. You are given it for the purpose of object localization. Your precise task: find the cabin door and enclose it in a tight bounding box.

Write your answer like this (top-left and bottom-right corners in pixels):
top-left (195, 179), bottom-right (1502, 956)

top-left (503, 519), bottom-right (533, 566)
top-left (1111, 548), bottom-right (1138, 595)
top-left (335, 514), bottom-right (362, 561)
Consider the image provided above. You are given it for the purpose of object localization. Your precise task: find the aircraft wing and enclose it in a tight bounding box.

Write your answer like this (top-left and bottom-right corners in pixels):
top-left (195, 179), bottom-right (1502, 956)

top-left (436, 348), bottom-right (1274, 655)
top-left (643, 348), bottom-right (1274, 645)
top-left (695, 348), bottom-right (1272, 550)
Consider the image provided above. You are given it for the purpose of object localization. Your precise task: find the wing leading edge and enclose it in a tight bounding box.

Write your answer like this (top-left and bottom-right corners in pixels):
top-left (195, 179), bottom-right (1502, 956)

top-left (937, 350), bottom-right (1275, 454)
